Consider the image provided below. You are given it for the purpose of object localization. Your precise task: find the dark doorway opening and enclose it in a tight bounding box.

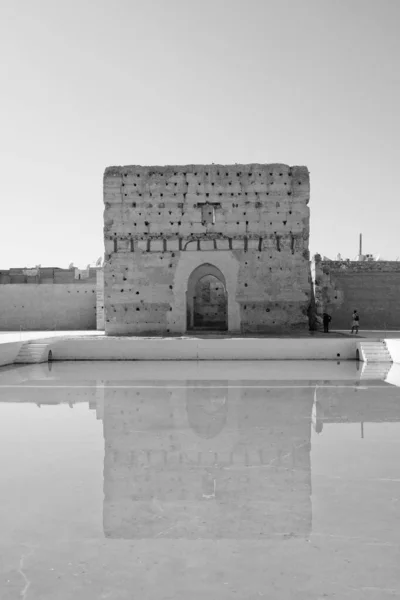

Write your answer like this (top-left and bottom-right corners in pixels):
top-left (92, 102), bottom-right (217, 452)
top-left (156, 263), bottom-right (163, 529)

top-left (187, 264), bottom-right (228, 332)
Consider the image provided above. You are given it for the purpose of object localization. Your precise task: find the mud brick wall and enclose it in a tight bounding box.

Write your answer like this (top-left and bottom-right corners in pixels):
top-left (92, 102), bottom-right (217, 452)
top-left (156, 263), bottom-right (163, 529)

top-left (313, 256), bottom-right (400, 329)
top-left (0, 268), bottom-right (98, 330)
top-left (103, 163), bottom-right (312, 335)
top-left (102, 385), bottom-right (312, 539)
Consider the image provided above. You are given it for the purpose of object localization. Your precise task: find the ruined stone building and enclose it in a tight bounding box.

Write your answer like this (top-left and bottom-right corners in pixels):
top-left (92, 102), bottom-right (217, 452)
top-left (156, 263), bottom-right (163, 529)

top-left (103, 164), bottom-right (312, 335)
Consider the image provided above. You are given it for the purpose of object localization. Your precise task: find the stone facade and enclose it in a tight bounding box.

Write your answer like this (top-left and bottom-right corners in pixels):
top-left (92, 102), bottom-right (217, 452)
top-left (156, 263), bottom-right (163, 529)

top-left (313, 255), bottom-right (400, 329)
top-left (103, 163), bottom-right (312, 335)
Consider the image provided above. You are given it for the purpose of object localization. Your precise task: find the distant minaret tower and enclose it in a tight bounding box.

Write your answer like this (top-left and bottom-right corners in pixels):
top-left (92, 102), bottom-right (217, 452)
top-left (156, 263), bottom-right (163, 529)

top-left (358, 233), bottom-right (363, 261)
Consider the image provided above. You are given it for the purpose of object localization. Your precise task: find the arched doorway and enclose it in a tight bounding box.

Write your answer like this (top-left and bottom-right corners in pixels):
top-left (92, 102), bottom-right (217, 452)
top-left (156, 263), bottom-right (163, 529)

top-left (187, 264), bottom-right (228, 331)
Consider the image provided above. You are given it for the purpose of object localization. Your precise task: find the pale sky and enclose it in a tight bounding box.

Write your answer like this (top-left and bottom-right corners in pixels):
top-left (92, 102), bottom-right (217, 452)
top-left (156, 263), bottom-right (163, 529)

top-left (1, 0), bottom-right (399, 268)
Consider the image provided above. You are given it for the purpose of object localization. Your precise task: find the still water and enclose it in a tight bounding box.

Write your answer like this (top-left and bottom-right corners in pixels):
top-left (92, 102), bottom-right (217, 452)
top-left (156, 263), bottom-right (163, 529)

top-left (0, 360), bottom-right (400, 599)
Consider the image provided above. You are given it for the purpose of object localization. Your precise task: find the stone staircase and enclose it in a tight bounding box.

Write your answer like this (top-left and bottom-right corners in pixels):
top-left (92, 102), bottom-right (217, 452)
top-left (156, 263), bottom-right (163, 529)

top-left (14, 341), bottom-right (53, 364)
top-left (356, 340), bottom-right (392, 364)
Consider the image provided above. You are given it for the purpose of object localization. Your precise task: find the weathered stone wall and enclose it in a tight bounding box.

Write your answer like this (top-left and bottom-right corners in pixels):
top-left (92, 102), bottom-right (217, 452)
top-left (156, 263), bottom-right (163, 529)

top-left (96, 268), bottom-right (105, 330)
top-left (103, 163), bottom-right (312, 335)
top-left (0, 267), bottom-right (97, 284)
top-left (103, 385), bottom-right (312, 539)
top-left (0, 267), bottom-right (98, 330)
top-left (313, 256), bottom-right (400, 329)
top-left (0, 284), bottom-right (97, 330)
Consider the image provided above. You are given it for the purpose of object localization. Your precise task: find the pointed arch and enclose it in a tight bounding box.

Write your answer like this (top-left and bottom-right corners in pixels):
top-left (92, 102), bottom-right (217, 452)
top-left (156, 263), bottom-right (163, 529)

top-left (187, 263), bottom-right (228, 331)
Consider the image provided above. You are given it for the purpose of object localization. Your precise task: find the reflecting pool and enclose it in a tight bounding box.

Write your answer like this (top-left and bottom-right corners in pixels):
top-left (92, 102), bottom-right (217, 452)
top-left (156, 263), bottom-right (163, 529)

top-left (1, 361), bottom-right (400, 599)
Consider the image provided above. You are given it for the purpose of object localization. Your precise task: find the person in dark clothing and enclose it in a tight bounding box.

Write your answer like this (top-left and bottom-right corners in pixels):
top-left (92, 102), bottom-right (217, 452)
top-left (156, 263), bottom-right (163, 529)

top-left (323, 312), bottom-right (332, 333)
top-left (351, 310), bottom-right (360, 334)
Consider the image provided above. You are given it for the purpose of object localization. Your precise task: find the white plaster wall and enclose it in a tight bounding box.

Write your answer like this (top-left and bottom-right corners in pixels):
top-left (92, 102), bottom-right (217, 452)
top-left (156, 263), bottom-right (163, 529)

top-left (385, 339), bottom-right (400, 364)
top-left (170, 251), bottom-right (240, 333)
top-left (0, 285), bottom-right (97, 330)
top-left (50, 337), bottom-right (356, 361)
top-left (0, 342), bottom-right (23, 366)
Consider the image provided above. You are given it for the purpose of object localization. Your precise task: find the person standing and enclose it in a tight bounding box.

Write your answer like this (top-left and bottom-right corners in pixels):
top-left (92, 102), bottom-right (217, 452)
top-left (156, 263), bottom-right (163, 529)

top-left (351, 310), bottom-right (360, 334)
top-left (322, 312), bottom-right (332, 333)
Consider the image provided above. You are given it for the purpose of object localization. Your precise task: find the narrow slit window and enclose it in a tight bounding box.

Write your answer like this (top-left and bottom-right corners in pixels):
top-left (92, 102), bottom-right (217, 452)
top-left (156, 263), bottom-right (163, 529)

top-left (201, 203), bottom-right (216, 225)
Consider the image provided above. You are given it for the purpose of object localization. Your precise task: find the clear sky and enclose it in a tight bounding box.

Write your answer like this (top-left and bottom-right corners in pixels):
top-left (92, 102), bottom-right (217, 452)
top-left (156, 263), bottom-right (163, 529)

top-left (1, 0), bottom-right (399, 268)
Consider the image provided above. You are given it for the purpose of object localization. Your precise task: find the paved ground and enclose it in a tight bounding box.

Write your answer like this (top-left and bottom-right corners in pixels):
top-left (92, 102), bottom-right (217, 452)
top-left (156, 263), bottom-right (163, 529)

top-left (1, 329), bottom-right (400, 344)
top-left (334, 330), bottom-right (400, 338)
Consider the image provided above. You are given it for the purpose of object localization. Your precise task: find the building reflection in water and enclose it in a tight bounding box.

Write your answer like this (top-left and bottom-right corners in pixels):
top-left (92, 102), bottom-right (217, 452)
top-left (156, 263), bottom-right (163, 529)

top-left (1, 362), bottom-right (400, 543)
top-left (102, 381), bottom-right (314, 540)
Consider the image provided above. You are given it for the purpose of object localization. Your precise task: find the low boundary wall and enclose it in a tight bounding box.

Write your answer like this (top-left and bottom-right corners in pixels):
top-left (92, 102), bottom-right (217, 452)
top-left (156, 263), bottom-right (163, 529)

top-left (0, 342), bottom-right (23, 367)
top-left (48, 337), bottom-right (355, 361)
top-left (0, 284), bottom-right (96, 330)
top-left (1, 335), bottom-right (399, 368)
